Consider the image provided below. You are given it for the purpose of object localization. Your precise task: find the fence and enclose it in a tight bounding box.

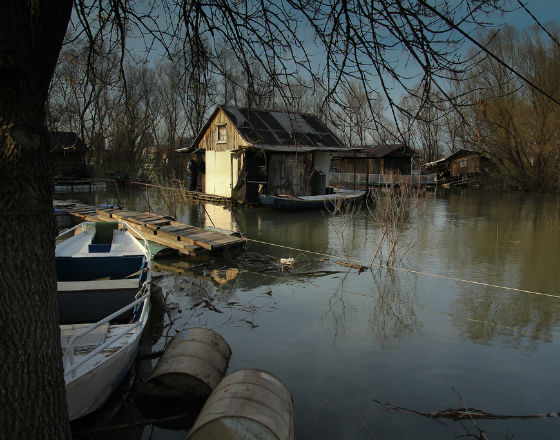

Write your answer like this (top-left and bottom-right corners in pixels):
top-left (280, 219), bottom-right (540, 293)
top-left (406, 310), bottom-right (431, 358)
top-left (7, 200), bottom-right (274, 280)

top-left (330, 172), bottom-right (437, 186)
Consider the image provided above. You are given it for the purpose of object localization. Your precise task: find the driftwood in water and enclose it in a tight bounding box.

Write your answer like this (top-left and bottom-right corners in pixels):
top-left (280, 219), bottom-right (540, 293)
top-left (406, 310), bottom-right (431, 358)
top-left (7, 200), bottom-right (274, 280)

top-left (373, 399), bottom-right (560, 421)
top-left (335, 260), bottom-right (368, 273)
top-left (292, 270), bottom-right (344, 277)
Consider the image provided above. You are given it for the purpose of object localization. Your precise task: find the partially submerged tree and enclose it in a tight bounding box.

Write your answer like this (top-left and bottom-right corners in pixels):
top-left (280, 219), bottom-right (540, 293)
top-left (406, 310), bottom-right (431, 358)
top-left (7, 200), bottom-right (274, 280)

top-left (1, 1), bottom-right (516, 437)
top-left (465, 25), bottom-right (560, 191)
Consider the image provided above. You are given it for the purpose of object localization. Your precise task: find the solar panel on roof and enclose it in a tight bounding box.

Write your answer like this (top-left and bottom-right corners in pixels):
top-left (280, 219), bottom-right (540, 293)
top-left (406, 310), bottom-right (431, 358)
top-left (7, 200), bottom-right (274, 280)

top-left (256, 130), bottom-right (279, 145)
top-left (274, 131), bottom-right (292, 145)
top-left (238, 127), bottom-right (261, 143)
top-left (219, 105), bottom-right (344, 150)
top-left (301, 114), bottom-right (328, 133)
top-left (259, 111), bottom-right (287, 131)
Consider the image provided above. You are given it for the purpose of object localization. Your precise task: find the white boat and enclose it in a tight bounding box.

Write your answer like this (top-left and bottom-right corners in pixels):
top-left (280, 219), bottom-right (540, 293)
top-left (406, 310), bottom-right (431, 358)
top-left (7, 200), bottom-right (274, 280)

top-left (260, 188), bottom-right (366, 210)
top-left (56, 221), bottom-right (152, 420)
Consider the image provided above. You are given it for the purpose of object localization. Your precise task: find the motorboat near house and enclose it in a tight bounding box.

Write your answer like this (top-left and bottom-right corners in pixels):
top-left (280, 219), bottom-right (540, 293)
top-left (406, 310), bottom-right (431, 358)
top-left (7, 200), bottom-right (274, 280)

top-left (56, 221), bottom-right (151, 420)
top-left (260, 188), bottom-right (366, 210)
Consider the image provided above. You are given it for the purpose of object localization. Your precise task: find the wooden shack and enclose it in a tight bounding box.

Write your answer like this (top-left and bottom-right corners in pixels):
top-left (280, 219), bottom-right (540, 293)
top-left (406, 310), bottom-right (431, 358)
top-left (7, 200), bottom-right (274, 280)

top-left (449, 151), bottom-right (481, 177)
top-left (331, 144), bottom-right (417, 175)
top-left (186, 105), bottom-right (347, 203)
top-left (49, 131), bottom-right (89, 177)
top-left (425, 149), bottom-right (489, 180)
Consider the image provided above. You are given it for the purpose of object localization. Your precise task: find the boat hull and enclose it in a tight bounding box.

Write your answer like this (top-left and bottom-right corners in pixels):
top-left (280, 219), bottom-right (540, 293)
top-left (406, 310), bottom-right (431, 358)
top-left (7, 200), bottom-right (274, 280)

top-left (65, 317), bottom-right (145, 420)
top-left (271, 190), bottom-right (366, 210)
top-left (57, 222), bottom-right (152, 420)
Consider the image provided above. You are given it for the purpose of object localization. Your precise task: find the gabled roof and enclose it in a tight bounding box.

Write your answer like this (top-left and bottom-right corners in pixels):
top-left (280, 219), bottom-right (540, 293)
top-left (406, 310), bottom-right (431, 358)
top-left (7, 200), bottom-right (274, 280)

top-left (190, 105), bottom-right (347, 152)
top-left (332, 143), bottom-right (416, 158)
top-left (445, 149), bottom-right (481, 161)
top-left (49, 131), bottom-right (88, 154)
top-left (425, 149), bottom-right (482, 167)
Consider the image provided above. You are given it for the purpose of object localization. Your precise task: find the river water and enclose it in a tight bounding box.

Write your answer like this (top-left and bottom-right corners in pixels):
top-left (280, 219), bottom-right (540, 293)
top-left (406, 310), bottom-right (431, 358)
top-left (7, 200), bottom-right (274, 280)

top-left (68, 187), bottom-right (560, 439)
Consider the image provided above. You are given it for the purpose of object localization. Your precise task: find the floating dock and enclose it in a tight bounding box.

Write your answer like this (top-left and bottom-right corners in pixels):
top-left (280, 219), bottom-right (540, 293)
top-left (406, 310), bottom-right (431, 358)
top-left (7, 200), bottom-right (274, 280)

top-left (55, 201), bottom-right (245, 257)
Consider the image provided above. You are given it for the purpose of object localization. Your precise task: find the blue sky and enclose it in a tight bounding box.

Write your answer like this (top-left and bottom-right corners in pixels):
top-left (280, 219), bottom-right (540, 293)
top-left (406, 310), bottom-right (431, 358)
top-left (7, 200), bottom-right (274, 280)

top-left (496, 0), bottom-right (560, 29)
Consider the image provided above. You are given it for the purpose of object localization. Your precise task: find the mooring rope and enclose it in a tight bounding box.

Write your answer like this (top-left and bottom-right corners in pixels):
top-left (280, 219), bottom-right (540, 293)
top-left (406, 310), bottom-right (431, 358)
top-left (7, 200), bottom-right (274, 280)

top-left (244, 238), bottom-right (560, 300)
top-left (92, 178), bottom-right (558, 300)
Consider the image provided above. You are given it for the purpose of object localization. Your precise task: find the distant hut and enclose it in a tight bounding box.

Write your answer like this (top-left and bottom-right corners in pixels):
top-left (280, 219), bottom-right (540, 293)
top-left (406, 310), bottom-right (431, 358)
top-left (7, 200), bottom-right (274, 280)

top-left (425, 149), bottom-right (490, 183)
top-left (331, 144), bottom-right (418, 175)
top-left (186, 105), bottom-right (347, 203)
top-left (49, 131), bottom-right (89, 178)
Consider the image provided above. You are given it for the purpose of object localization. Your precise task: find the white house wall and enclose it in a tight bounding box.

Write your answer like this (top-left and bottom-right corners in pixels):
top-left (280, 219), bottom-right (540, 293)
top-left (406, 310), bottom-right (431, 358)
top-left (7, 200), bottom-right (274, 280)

top-left (206, 150), bottom-right (232, 197)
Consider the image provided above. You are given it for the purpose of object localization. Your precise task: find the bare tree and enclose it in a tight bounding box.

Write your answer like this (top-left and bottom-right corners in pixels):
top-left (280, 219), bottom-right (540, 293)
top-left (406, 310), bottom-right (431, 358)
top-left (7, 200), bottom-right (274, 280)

top-left (368, 178), bottom-right (428, 266)
top-left (399, 87), bottom-right (446, 162)
top-left (465, 25), bottom-right (560, 191)
top-left (48, 40), bottom-right (121, 165)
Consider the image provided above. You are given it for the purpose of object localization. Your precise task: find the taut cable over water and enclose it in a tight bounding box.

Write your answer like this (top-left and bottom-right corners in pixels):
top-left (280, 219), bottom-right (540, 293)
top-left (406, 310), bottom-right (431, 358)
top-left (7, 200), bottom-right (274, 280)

top-left (245, 238), bottom-right (560, 300)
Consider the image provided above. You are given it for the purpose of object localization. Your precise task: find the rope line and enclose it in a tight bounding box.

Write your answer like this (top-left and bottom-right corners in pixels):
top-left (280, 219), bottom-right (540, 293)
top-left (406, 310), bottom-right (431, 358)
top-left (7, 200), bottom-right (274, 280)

top-left (91, 178), bottom-right (558, 300)
top-left (242, 263), bottom-right (549, 339)
top-left (419, 304), bottom-right (550, 339)
top-left (245, 238), bottom-right (560, 300)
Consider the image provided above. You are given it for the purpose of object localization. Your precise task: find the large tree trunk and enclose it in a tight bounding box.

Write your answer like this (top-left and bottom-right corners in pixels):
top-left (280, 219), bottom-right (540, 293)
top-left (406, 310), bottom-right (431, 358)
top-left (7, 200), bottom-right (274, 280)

top-left (0, 1), bottom-right (73, 438)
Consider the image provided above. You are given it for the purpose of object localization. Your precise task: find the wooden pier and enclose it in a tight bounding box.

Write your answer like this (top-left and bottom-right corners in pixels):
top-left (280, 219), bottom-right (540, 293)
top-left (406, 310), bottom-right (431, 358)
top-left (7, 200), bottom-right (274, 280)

top-left (55, 201), bottom-right (245, 257)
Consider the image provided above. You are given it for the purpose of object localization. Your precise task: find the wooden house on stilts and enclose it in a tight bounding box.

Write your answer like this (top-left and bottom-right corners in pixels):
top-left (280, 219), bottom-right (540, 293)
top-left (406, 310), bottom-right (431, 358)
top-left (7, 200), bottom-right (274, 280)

top-left (186, 105), bottom-right (347, 204)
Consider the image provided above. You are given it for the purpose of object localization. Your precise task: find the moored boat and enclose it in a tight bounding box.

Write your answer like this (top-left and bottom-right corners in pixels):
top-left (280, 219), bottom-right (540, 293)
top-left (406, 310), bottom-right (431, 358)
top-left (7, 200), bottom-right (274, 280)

top-left (261, 188), bottom-right (366, 210)
top-left (56, 221), bottom-right (152, 420)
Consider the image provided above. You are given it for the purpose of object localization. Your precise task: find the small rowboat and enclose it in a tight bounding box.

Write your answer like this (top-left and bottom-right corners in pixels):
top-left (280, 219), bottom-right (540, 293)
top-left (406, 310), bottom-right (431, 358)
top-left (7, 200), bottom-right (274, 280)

top-left (56, 221), bottom-right (152, 420)
top-left (261, 189), bottom-right (366, 210)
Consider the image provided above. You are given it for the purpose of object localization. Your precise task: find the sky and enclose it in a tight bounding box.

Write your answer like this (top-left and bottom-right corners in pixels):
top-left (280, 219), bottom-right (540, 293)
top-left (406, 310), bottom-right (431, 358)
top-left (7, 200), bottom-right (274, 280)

top-left (495, 0), bottom-right (560, 29)
top-left (64, 0), bottom-right (560, 116)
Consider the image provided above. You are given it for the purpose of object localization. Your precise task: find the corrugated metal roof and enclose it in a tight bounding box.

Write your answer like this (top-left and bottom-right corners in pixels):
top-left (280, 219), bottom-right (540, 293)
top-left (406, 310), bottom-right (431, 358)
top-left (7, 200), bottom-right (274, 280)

top-left (253, 145), bottom-right (346, 152)
top-left (333, 143), bottom-right (416, 158)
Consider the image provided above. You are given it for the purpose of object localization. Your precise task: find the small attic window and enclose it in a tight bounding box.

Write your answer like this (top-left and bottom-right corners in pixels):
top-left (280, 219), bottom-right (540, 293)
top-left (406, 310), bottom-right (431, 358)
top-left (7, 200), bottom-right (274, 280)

top-left (216, 124), bottom-right (227, 143)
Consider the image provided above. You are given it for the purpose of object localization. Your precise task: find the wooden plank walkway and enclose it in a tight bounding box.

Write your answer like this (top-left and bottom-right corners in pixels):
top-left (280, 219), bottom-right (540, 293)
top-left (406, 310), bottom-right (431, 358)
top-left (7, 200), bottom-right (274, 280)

top-left (54, 201), bottom-right (245, 257)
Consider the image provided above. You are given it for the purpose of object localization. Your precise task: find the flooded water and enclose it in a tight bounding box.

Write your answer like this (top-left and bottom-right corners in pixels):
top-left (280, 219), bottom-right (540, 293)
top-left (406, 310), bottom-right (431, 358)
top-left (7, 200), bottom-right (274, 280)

top-left (66, 187), bottom-right (560, 439)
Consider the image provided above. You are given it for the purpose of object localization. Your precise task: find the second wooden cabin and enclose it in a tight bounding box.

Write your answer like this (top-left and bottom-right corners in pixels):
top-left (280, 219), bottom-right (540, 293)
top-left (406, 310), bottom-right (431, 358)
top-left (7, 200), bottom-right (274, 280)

top-left (186, 105), bottom-right (348, 203)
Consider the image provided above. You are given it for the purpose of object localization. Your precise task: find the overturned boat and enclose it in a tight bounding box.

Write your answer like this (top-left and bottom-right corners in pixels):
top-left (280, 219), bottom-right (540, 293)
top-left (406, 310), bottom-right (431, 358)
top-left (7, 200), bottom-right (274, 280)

top-left (56, 221), bottom-right (151, 420)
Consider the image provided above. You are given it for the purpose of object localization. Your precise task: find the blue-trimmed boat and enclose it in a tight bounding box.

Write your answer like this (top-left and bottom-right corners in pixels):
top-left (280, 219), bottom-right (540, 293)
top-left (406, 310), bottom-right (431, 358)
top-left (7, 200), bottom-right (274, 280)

top-left (56, 221), bottom-right (151, 420)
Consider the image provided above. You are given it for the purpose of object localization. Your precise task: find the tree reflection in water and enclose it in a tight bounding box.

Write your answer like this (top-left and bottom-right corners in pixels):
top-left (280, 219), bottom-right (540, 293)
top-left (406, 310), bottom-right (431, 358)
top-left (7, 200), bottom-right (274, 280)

top-left (320, 270), bottom-right (356, 343)
top-left (368, 270), bottom-right (422, 349)
top-left (451, 285), bottom-right (558, 349)
top-left (320, 269), bottom-right (423, 348)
